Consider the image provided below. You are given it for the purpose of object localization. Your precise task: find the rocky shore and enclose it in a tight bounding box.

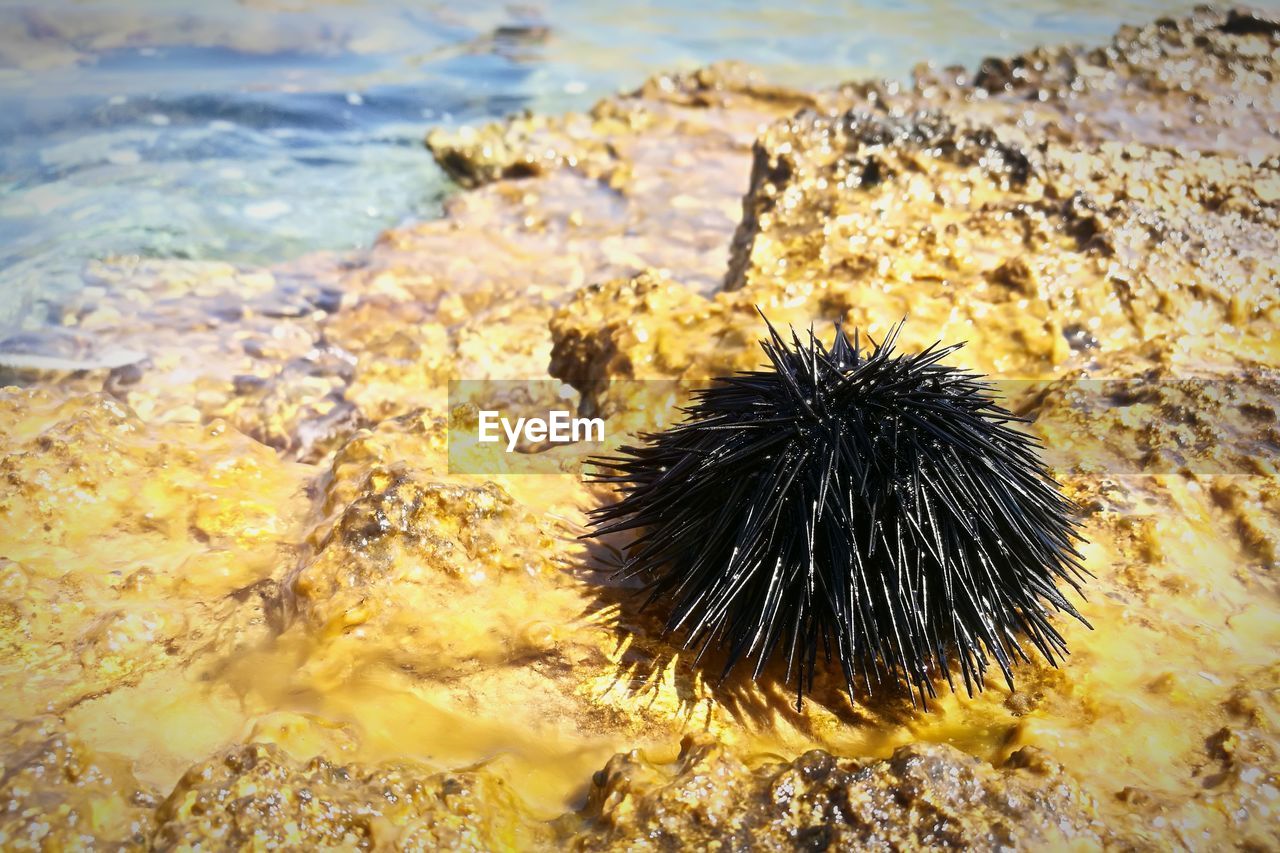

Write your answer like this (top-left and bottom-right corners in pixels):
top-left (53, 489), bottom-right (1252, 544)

top-left (1, 7), bottom-right (1278, 849)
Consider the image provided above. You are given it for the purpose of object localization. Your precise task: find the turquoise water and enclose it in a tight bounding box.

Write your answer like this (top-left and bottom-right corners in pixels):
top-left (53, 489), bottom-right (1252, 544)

top-left (0, 0), bottom-right (1212, 329)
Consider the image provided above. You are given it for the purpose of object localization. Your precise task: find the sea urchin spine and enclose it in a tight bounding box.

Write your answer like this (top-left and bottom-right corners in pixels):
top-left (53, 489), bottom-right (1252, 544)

top-left (587, 316), bottom-right (1090, 706)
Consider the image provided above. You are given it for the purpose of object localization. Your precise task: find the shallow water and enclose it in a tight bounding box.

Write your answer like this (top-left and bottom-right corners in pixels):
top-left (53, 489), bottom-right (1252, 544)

top-left (0, 0), bottom-right (1216, 330)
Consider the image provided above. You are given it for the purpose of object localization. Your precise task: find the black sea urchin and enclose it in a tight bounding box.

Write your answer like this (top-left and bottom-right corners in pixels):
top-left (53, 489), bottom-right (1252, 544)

top-left (587, 316), bottom-right (1090, 706)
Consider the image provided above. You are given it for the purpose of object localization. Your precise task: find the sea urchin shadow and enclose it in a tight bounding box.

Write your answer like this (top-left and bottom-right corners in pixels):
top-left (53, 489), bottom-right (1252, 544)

top-left (586, 313), bottom-right (1091, 708)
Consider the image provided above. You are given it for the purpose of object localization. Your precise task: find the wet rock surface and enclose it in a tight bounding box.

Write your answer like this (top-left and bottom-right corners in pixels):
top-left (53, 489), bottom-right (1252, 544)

top-left (1, 6), bottom-right (1279, 850)
top-left (152, 742), bottom-right (534, 850)
top-left (572, 735), bottom-right (1113, 850)
top-left (0, 718), bottom-right (158, 851)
